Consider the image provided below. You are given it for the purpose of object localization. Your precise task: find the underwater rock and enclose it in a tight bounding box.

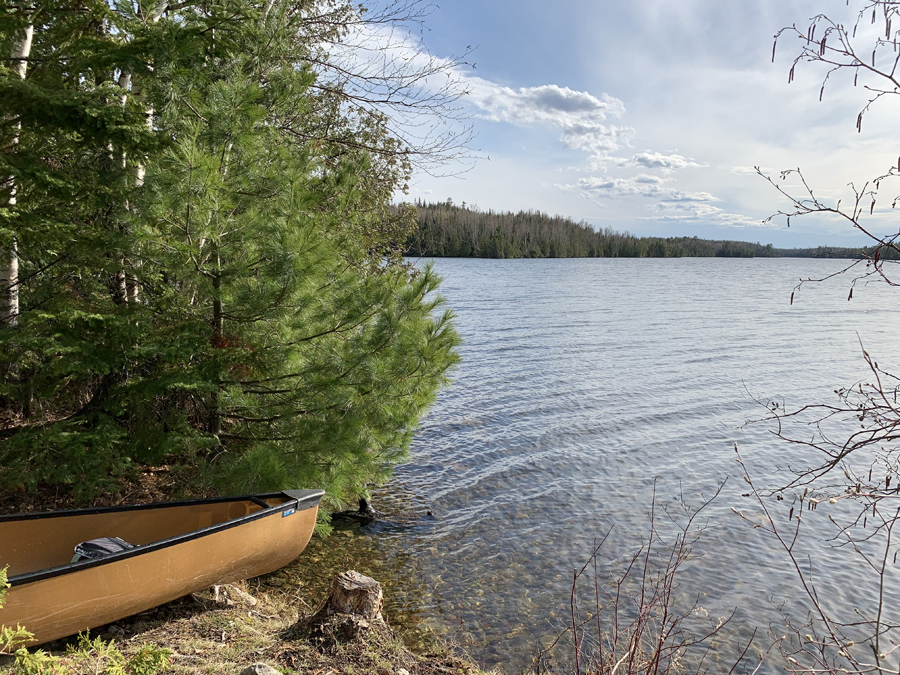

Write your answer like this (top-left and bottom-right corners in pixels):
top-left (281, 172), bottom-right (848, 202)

top-left (330, 498), bottom-right (380, 524)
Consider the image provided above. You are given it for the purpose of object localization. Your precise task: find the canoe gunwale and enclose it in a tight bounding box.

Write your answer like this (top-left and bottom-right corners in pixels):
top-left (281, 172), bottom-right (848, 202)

top-left (4, 489), bottom-right (324, 587)
top-left (0, 489), bottom-right (322, 523)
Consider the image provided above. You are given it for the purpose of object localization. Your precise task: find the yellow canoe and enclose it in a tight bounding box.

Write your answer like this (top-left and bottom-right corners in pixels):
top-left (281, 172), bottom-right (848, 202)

top-left (0, 489), bottom-right (323, 645)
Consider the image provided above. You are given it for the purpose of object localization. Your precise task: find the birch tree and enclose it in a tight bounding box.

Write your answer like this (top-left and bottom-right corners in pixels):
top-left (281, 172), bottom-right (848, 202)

top-left (1, 8), bottom-right (32, 329)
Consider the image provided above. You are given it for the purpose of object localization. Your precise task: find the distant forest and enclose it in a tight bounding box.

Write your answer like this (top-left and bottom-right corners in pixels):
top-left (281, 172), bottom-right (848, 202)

top-left (405, 200), bottom-right (876, 259)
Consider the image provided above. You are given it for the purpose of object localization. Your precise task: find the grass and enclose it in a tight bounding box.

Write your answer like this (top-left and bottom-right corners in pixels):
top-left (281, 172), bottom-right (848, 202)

top-left (0, 577), bottom-right (495, 675)
top-left (0, 476), bottom-right (495, 675)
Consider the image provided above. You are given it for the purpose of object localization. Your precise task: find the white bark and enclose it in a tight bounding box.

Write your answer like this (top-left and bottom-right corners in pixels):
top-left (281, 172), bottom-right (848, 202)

top-left (108, 1), bottom-right (174, 304)
top-left (0, 239), bottom-right (19, 328)
top-left (116, 70), bottom-right (132, 169)
top-left (133, 1), bottom-right (168, 184)
top-left (111, 70), bottom-right (132, 305)
top-left (11, 24), bottom-right (33, 80)
top-left (117, 70), bottom-right (132, 105)
top-left (2, 23), bottom-right (34, 328)
top-left (149, 0), bottom-right (169, 22)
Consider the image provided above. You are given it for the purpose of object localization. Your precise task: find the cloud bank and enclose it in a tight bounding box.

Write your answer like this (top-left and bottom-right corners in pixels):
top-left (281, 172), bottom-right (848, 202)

top-left (352, 20), bottom-right (773, 232)
top-left (456, 72), bottom-right (755, 227)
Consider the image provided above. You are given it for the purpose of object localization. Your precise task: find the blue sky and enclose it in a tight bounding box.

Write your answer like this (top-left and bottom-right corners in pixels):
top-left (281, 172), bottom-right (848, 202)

top-left (387, 0), bottom-right (899, 247)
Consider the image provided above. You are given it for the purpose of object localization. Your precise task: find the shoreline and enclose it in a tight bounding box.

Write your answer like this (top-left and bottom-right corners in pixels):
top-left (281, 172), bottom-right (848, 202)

top-left (0, 479), bottom-right (494, 675)
top-left (1, 570), bottom-right (495, 675)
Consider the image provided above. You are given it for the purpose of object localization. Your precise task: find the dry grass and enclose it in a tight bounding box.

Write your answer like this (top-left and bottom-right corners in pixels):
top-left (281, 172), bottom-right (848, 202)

top-left (0, 475), bottom-right (494, 674)
top-left (0, 578), bottom-right (494, 675)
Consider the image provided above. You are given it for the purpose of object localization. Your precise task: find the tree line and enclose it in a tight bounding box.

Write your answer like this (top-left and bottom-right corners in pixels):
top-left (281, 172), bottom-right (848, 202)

top-left (406, 200), bottom-right (883, 259)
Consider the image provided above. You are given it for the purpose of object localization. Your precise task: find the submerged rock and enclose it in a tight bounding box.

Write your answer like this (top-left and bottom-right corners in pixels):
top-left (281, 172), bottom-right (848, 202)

top-left (330, 498), bottom-right (380, 525)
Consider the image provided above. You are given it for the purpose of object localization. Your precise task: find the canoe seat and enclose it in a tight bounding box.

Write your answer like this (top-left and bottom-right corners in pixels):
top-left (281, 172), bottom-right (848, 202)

top-left (71, 537), bottom-right (135, 563)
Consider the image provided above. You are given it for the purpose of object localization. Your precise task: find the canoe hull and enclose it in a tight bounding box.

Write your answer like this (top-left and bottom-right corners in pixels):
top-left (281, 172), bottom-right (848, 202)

top-left (0, 490), bottom-right (322, 645)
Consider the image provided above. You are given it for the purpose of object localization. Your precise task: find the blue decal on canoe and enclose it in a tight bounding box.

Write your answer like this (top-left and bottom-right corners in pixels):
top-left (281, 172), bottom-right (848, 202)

top-left (282, 509), bottom-right (295, 518)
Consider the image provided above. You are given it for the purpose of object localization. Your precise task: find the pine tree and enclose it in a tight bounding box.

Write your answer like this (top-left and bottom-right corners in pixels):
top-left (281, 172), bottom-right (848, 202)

top-left (0, 1), bottom-right (460, 506)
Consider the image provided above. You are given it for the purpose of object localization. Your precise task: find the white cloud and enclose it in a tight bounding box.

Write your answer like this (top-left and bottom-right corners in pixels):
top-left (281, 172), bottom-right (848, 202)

top-left (331, 25), bottom-right (640, 161)
top-left (660, 190), bottom-right (718, 203)
top-left (634, 173), bottom-right (665, 184)
top-left (348, 24), bottom-right (760, 227)
top-left (731, 166), bottom-right (765, 175)
top-left (565, 175), bottom-right (717, 203)
top-left (464, 78), bottom-right (634, 156)
top-left (467, 81), bottom-right (624, 123)
top-left (371, 0), bottom-right (899, 244)
top-left (646, 202), bottom-right (767, 227)
top-left (630, 152), bottom-right (704, 171)
top-left (457, 69), bottom-right (768, 229)
top-left (553, 174), bottom-right (771, 227)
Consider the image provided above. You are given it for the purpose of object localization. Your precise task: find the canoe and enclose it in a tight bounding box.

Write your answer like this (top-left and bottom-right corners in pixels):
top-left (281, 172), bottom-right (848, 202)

top-left (0, 489), bottom-right (324, 645)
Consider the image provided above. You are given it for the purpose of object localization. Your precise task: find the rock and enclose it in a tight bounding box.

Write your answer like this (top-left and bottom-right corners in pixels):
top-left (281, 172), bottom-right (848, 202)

top-left (239, 664), bottom-right (280, 675)
top-left (330, 498), bottom-right (380, 524)
top-left (194, 584), bottom-right (258, 607)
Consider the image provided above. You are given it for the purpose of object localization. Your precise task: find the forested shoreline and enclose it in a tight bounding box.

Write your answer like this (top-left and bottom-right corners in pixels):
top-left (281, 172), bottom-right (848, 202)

top-left (406, 200), bottom-right (878, 259)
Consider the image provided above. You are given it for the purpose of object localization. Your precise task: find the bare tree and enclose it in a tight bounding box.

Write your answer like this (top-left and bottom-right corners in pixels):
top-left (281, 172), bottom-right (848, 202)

top-left (761, 1), bottom-right (900, 284)
top-left (735, 444), bottom-right (900, 675)
top-left (257, 0), bottom-right (475, 175)
top-left (744, 4), bottom-right (900, 673)
top-left (533, 483), bottom-right (765, 675)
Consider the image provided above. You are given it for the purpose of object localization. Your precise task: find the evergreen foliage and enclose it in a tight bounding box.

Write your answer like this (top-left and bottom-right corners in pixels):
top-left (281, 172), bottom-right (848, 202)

top-left (0, 1), bottom-right (459, 506)
top-left (407, 200), bottom-right (878, 259)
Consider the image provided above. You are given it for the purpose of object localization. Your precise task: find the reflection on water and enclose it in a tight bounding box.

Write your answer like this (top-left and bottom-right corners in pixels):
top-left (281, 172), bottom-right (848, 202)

top-left (283, 258), bottom-right (900, 673)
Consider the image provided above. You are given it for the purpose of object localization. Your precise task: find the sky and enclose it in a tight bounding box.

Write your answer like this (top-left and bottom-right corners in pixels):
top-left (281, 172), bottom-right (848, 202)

top-left (378, 0), bottom-right (900, 248)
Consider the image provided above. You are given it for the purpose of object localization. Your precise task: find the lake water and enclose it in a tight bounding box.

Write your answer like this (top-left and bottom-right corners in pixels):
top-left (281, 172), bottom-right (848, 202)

top-left (274, 257), bottom-right (900, 673)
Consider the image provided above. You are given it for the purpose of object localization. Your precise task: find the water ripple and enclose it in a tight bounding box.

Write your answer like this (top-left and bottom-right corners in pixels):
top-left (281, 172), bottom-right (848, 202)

top-left (284, 258), bottom-right (900, 673)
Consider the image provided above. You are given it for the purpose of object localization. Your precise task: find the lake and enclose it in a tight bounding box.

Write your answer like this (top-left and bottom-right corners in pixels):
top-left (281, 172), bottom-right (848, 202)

top-left (275, 257), bottom-right (900, 673)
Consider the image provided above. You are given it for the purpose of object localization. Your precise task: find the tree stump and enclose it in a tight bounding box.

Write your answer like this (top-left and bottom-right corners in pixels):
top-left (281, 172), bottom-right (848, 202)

top-left (296, 571), bottom-right (387, 647)
top-left (312, 570), bottom-right (384, 623)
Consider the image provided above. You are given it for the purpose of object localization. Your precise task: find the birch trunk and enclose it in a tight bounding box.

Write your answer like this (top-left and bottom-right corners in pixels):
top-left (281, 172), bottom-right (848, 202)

top-left (0, 240), bottom-right (18, 328)
top-left (1, 23), bottom-right (33, 328)
top-left (111, 70), bottom-right (132, 305)
top-left (116, 1), bottom-right (168, 304)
